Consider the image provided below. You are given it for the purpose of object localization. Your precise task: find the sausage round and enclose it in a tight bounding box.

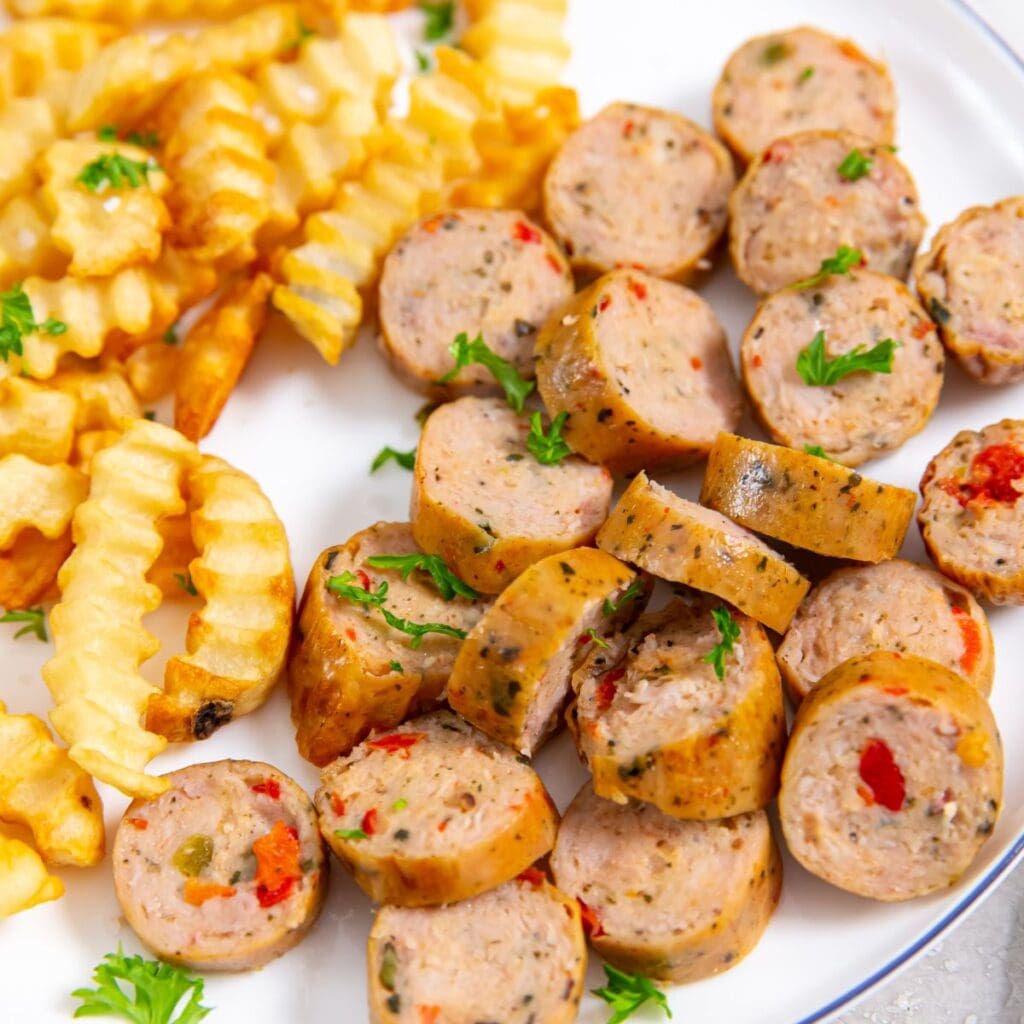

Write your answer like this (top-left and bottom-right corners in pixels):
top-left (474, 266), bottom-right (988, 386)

top-left (534, 269), bottom-right (744, 473)
top-left (596, 471), bottom-right (809, 633)
top-left (729, 131), bottom-right (925, 295)
top-left (914, 196), bottom-right (1024, 384)
top-left (315, 711), bottom-right (559, 907)
top-left (712, 27), bottom-right (896, 165)
top-left (448, 547), bottom-right (649, 756)
top-left (113, 760), bottom-right (327, 972)
top-left (551, 784), bottom-right (781, 982)
top-left (700, 433), bottom-right (917, 561)
top-left (779, 651), bottom-right (1003, 901)
top-left (741, 269), bottom-right (944, 466)
top-left (778, 560), bottom-right (994, 704)
top-left (288, 522), bottom-right (491, 767)
top-left (378, 208), bottom-right (574, 395)
top-left (367, 874), bottom-right (586, 1024)
top-left (543, 101), bottom-right (735, 280)
top-left (918, 419), bottom-right (1024, 605)
top-left (411, 396), bottom-right (613, 594)
top-left (570, 594), bottom-right (786, 819)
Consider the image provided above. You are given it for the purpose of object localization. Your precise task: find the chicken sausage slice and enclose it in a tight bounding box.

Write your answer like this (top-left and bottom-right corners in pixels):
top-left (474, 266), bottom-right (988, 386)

top-left (535, 269), bottom-right (744, 473)
top-left (552, 784), bottom-right (781, 983)
top-left (367, 873), bottom-right (586, 1024)
top-left (543, 101), bottom-right (735, 280)
top-left (113, 760), bottom-right (327, 972)
top-left (779, 651), bottom-right (1002, 901)
top-left (412, 396), bottom-right (613, 594)
top-left (316, 711), bottom-right (559, 907)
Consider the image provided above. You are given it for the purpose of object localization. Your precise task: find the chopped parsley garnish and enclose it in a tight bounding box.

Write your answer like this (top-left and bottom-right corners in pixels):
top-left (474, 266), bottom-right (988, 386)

top-left (584, 628), bottom-right (609, 649)
top-left (371, 446), bottom-right (416, 473)
top-left (414, 49), bottom-right (432, 72)
top-left (419, 1), bottom-right (454, 41)
top-left (143, 410), bottom-right (156, 421)
top-left (71, 946), bottom-right (212, 1024)
top-left (98, 124), bottom-right (118, 141)
top-left (334, 828), bottom-right (368, 841)
top-left (603, 579), bottom-right (644, 617)
top-left (98, 125), bottom-right (158, 148)
top-left (365, 552), bottom-right (480, 600)
top-left (162, 324), bottom-right (178, 346)
top-left (0, 606), bottom-right (47, 642)
top-left (0, 283), bottom-right (66, 362)
top-left (286, 17), bottom-right (317, 51)
top-left (526, 411), bottom-right (571, 465)
top-left (327, 571), bottom-right (389, 606)
top-left (77, 153), bottom-right (159, 192)
top-left (761, 40), bottom-right (790, 65)
top-left (591, 964), bottom-right (672, 1024)
top-left (392, 798), bottom-right (408, 811)
top-left (803, 444), bottom-right (835, 462)
top-left (703, 606), bottom-right (740, 681)
top-left (174, 572), bottom-right (198, 597)
top-left (389, 661), bottom-right (404, 674)
top-left (837, 147), bottom-right (874, 181)
top-left (437, 331), bottom-right (535, 413)
top-left (380, 608), bottom-right (467, 648)
top-left (790, 245), bottom-right (864, 290)
top-left (796, 330), bottom-right (900, 387)
top-left (798, 65), bottom-right (815, 83)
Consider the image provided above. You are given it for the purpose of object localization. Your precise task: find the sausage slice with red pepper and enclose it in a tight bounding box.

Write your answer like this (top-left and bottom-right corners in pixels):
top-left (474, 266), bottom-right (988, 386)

top-left (777, 559), bottom-right (994, 704)
top-left (112, 760), bottom-right (327, 971)
top-left (918, 419), bottom-right (1024, 605)
top-left (571, 594), bottom-right (786, 820)
top-left (779, 651), bottom-right (1003, 901)
top-left (367, 873), bottom-right (585, 1024)
top-left (316, 711), bottom-right (559, 907)
top-left (551, 783), bottom-right (781, 983)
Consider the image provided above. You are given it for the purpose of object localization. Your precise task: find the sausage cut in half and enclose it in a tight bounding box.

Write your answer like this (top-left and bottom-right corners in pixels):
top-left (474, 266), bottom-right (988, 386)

top-left (551, 784), bottom-right (782, 983)
top-left (779, 652), bottom-right (1003, 901)
top-left (113, 760), bottom-right (327, 972)
top-left (316, 711), bottom-right (559, 906)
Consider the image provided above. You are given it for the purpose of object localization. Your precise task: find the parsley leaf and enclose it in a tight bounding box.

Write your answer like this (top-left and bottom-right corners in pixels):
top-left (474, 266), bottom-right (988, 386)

top-left (126, 130), bottom-right (159, 149)
top-left (380, 607), bottom-right (467, 648)
top-left (703, 605), bottom-right (740, 681)
top-left (327, 571), bottom-right (389, 607)
top-left (0, 283), bottom-right (67, 362)
top-left (837, 147), bottom-right (873, 182)
top-left (77, 153), bottom-right (159, 192)
top-left (584, 628), bottom-right (609, 649)
top-left (0, 606), bottom-right (47, 642)
top-left (286, 17), bottom-right (316, 51)
top-left (71, 946), bottom-right (212, 1024)
top-left (392, 797), bottom-right (408, 811)
top-left (98, 124), bottom-right (118, 141)
top-left (790, 245), bottom-right (864, 290)
top-left (365, 552), bottom-right (480, 601)
top-left (173, 572), bottom-right (198, 597)
top-left (389, 661), bottom-right (404, 674)
top-left (371, 446), bottom-right (416, 473)
top-left (796, 330), bottom-right (900, 387)
top-left (526, 411), bottom-right (571, 465)
top-left (803, 444), bottom-right (836, 462)
top-left (143, 410), bottom-right (157, 421)
top-left (419, 1), bottom-right (454, 41)
top-left (603, 579), bottom-right (644, 617)
top-left (414, 48), bottom-right (432, 72)
top-left (334, 828), bottom-right (368, 841)
top-left (798, 65), bottom-right (815, 83)
top-left (761, 40), bottom-right (790, 65)
top-left (437, 332), bottom-right (535, 413)
top-left (591, 964), bottom-right (671, 1024)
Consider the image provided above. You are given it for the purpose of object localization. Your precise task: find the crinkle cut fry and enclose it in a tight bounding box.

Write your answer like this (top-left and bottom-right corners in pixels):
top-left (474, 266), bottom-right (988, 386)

top-left (43, 418), bottom-right (200, 799)
top-left (0, 454), bottom-right (87, 548)
top-left (6, 0), bottom-right (289, 20)
top-left (0, 193), bottom-right (66, 288)
top-left (0, 834), bottom-right (63, 918)
top-left (0, 376), bottom-right (77, 463)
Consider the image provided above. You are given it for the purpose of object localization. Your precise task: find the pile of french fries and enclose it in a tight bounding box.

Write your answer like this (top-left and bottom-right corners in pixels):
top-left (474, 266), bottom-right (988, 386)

top-left (0, 0), bottom-right (573, 916)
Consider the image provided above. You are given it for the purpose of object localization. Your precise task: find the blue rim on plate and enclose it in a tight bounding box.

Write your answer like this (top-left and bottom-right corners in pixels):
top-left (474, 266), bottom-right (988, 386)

top-left (793, 6), bottom-right (1024, 1020)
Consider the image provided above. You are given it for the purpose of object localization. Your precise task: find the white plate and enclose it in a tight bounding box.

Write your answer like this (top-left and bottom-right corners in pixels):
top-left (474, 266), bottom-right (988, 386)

top-left (3, 1), bottom-right (1024, 1021)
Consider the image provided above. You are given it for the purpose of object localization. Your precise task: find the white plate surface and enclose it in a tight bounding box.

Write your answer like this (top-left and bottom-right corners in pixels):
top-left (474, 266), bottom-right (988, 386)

top-left (3, 1), bottom-right (1024, 1022)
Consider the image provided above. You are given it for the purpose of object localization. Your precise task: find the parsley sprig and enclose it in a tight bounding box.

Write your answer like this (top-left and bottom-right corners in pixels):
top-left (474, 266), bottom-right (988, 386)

top-left (0, 606), bottom-right (47, 642)
top-left (371, 446), bottom-right (416, 473)
top-left (0, 283), bottom-right (66, 361)
top-left (334, 828), bottom-right (368, 841)
top-left (837, 147), bottom-right (874, 181)
top-left (381, 608), bottom-right (467, 647)
top-left (71, 947), bottom-right (211, 1024)
top-left (173, 572), bottom-right (198, 597)
top-left (796, 330), bottom-right (900, 386)
top-left (419, 1), bottom-right (454, 41)
top-left (526, 411), bottom-right (571, 465)
top-left (437, 332), bottom-right (535, 413)
top-left (803, 444), bottom-right (836, 462)
top-left (790, 245), bottom-right (863, 290)
top-left (98, 125), bottom-right (159, 149)
top-left (365, 552), bottom-right (480, 600)
top-left (584, 628), bottom-right (609, 649)
top-left (703, 605), bottom-right (740, 681)
top-left (592, 964), bottom-right (672, 1024)
top-left (603, 579), bottom-right (644, 617)
top-left (77, 153), bottom-right (159, 192)
top-left (327, 571), bottom-right (389, 606)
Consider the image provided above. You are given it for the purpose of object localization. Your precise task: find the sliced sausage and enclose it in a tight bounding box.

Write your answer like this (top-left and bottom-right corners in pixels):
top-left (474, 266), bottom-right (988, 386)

top-left (729, 131), bottom-right (924, 295)
top-left (316, 711), bottom-right (558, 907)
top-left (596, 471), bottom-right (809, 633)
top-left (378, 208), bottom-right (574, 395)
top-left (914, 196), bottom-right (1024, 384)
top-left (570, 595), bottom-right (786, 819)
top-left (712, 27), bottom-right (896, 165)
top-left (741, 269), bottom-right (944, 465)
top-left (534, 269), bottom-right (744, 473)
top-left (411, 396), bottom-right (613, 594)
top-left (779, 651), bottom-right (1002, 901)
top-left (288, 522), bottom-right (492, 767)
top-left (918, 419), bottom-right (1024, 605)
top-left (778, 560), bottom-right (994, 703)
top-left (113, 760), bottom-right (327, 972)
top-left (367, 873), bottom-right (585, 1024)
top-left (700, 433), bottom-right (917, 561)
top-left (448, 547), bottom-right (650, 756)
top-left (543, 101), bottom-right (735, 280)
top-left (551, 784), bottom-right (781, 982)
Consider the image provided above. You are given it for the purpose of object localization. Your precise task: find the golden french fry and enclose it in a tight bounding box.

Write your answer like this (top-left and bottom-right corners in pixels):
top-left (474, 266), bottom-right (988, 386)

top-left (43, 418), bottom-right (201, 799)
top-left (0, 833), bottom-right (63, 918)
top-left (0, 455), bottom-right (88, 548)
top-left (7, 0), bottom-right (286, 18)
top-left (174, 272), bottom-right (272, 442)
top-left (0, 194), bottom-right (66, 288)
top-left (50, 364), bottom-right (141, 432)
top-left (146, 511), bottom-right (197, 599)
top-left (0, 376), bottom-right (77, 463)
top-left (124, 340), bottom-right (179, 404)
top-left (147, 455), bottom-right (295, 741)
top-left (0, 699), bottom-right (104, 868)
top-left (0, 527), bottom-right (72, 608)
top-left (0, 96), bottom-right (59, 208)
